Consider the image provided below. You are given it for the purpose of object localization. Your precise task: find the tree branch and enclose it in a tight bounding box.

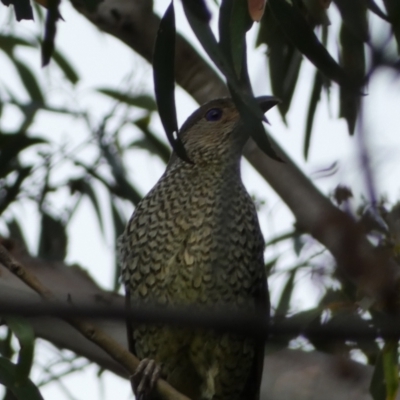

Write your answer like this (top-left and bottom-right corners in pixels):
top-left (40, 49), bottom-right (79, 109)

top-left (0, 242), bottom-right (190, 400)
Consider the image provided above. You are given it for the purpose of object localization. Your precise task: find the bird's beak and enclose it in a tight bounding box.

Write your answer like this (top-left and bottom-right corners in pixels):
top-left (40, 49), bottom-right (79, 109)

top-left (256, 96), bottom-right (280, 123)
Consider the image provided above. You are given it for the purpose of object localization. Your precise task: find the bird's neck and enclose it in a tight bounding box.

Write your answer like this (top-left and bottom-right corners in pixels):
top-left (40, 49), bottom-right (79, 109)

top-left (168, 158), bottom-right (242, 182)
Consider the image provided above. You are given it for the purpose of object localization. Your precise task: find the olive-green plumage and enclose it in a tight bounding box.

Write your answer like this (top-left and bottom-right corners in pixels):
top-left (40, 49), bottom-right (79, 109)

top-left (118, 98), bottom-right (271, 400)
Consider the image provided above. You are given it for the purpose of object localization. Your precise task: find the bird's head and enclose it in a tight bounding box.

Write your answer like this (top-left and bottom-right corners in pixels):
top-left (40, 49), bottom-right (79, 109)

top-left (173, 97), bottom-right (278, 166)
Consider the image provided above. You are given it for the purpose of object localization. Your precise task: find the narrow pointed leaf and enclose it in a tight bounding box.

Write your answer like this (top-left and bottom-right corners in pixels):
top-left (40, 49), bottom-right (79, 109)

top-left (0, 358), bottom-right (43, 400)
top-left (153, 2), bottom-right (191, 163)
top-left (97, 89), bottom-right (156, 111)
top-left (304, 70), bottom-right (323, 159)
top-left (132, 117), bottom-right (171, 164)
top-left (370, 350), bottom-right (386, 400)
top-left (219, 0), bottom-right (252, 78)
top-left (230, 89), bottom-right (281, 161)
top-left (6, 218), bottom-right (27, 248)
top-left (41, 0), bottom-right (61, 67)
top-left (68, 178), bottom-right (105, 235)
top-left (51, 49), bottom-right (79, 84)
top-left (382, 0), bottom-right (400, 53)
top-left (366, 0), bottom-right (390, 22)
top-left (1, 0), bottom-right (33, 20)
top-left (0, 133), bottom-right (47, 177)
top-left (183, 1), bottom-right (281, 161)
top-left (111, 201), bottom-right (126, 291)
top-left (0, 167), bottom-right (32, 216)
top-left (0, 34), bottom-right (34, 54)
top-left (276, 269), bottom-right (297, 316)
top-left (339, 23), bottom-right (365, 135)
top-left (268, 0), bottom-right (351, 88)
top-left (11, 58), bottom-right (45, 104)
top-left (382, 341), bottom-right (399, 400)
top-left (5, 318), bottom-right (34, 384)
top-left (38, 212), bottom-right (67, 261)
top-left (333, 0), bottom-right (369, 42)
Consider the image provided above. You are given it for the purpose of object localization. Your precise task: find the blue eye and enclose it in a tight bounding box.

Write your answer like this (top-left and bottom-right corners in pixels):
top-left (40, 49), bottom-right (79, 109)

top-left (205, 108), bottom-right (223, 122)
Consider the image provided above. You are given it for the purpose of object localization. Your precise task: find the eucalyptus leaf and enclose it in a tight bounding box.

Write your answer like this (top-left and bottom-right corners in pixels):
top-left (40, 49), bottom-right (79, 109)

top-left (0, 358), bottom-right (43, 400)
top-left (38, 212), bottom-right (67, 261)
top-left (339, 23), bottom-right (365, 135)
top-left (382, 0), bottom-right (400, 53)
top-left (10, 58), bottom-right (45, 105)
top-left (276, 269), bottom-right (297, 317)
top-left (304, 70), bottom-right (323, 159)
top-left (68, 178), bottom-right (104, 235)
top-left (97, 89), bottom-right (156, 111)
top-left (269, 0), bottom-right (351, 88)
top-left (4, 318), bottom-right (34, 384)
top-left (183, 1), bottom-right (280, 161)
top-left (370, 350), bottom-right (386, 400)
top-left (153, 2), bottom-right (191, 163)
top-left (382, 341), bottom-right (399, 400)
top-left (41, 0), bottom-right (61, 67)
top-left (51, 49), bottom-right (80, 84)
top-left (333, 0), bottom-right (369, 42)
top-left (1, 0), bottom-right (33, 21)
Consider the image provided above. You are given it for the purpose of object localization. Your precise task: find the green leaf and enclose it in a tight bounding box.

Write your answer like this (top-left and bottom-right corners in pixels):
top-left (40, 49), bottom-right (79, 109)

top-left (383, 341), bottom-right (399, 400)
top-left (370, 350), bottom-right (386, 400)
top-left (153, 2), bottom-right (191, 163)
top-left (181, 0), bottom-right (211, 22)
top-left (131, 117), bottom-right (171, 164)
top-left (219, 0), bottom-right (252, 78)
top-left (382, 0), bottom-right (400, 53)
top-left (304, 70), bottom-right (323, 159)
top-left (0, 34), bottom-right (34, 55)
top-left (0, 166), bottom-right (32, 216)
top-left (51, 49), bottom-right (79, 84)
top-left (231, 90), bottom-right (282, 161)
top-left (4, 318), bottom-right (34, 384)
top-left (1, 0), bottom-right (33, 21)
top-left (182, 0), bottom-right (281, 161)
top-left (339, 23), bottom-right (365, 135)
top-left (268, 0), bottom-right (351, 88)
top-left (111, 201), bottom-right (126, 291)
top-left (0, 132), bottom-right (47, 178)
top-left (97, 89), bottom-right (156, 111)
top-left (0, 328), bottom-right (13, 359)
top-left (276, 269), bottom-right (297, 317)
top-left (0, 358), bottom-right (43, 400)
top-left (367, 0), bottom-right (390, 22)
top-left (265, 230), bottom-right (296, 247)
top-left (38, 212), bottom-right (67, 261)
top-left (68, 178), bottom-right (104, 235)
top-left (10, 58), bottom-right (45, 105)
top-left (6, 218), bottom-right (27, 249)
top-left (257, 5), bottom-right (302, 121)
top-left (333, 0), bottom-right (369, 41)
top-left (41, 0), bottom-right (61, 67)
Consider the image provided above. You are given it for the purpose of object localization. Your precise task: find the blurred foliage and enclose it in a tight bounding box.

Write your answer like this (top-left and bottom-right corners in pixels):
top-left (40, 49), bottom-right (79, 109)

top-left (0, 0), bottom-right (399, 399)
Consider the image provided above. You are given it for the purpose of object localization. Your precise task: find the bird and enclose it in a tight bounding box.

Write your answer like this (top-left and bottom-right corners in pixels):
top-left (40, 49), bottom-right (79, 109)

top-left (118, 97), bottom-right (278, 400)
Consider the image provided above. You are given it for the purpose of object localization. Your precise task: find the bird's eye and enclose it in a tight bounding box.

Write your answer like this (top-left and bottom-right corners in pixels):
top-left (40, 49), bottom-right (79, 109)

top-left (205, 108), bottom-right (223, 122)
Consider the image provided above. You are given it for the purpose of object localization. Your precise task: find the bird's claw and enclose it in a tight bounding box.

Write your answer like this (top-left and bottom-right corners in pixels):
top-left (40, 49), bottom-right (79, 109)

top-left (130, 358), bottom-right (161, 400)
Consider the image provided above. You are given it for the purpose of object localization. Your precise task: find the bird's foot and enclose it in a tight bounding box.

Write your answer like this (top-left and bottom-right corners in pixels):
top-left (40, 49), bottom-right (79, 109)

top-left (130, 358), bottom-right (161, 400)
